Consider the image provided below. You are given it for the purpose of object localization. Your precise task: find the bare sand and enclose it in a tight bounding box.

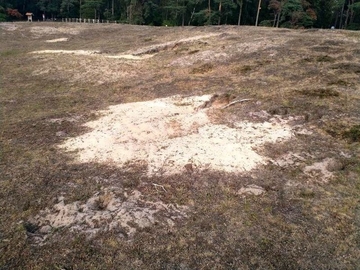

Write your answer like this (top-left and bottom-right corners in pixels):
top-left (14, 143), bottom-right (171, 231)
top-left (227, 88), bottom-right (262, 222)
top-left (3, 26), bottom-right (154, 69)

top-left (59, 95), bottom-right (293, 176)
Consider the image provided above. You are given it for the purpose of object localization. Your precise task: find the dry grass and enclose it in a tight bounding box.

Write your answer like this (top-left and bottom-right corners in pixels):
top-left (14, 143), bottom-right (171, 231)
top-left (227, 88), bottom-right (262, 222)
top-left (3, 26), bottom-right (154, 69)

top-left (1, 22), bottom-right (360, 269)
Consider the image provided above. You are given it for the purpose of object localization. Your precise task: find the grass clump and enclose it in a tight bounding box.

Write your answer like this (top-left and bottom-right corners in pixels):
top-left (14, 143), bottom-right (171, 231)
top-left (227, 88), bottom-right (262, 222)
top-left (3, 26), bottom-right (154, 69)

top-left (0, 50), bottom-right (19, 57)
top-left (190, 63), bottom-right (213, 74)
top-left (298, 88), bottom-right (340, 98)
top-left (316, 55), bottom-right (335, 62)
top-left (343, 125), bottom-right (360, 142)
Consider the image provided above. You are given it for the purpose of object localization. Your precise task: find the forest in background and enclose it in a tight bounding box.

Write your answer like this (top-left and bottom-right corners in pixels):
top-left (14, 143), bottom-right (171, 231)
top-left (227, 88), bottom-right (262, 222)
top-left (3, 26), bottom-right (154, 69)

top-left (1, 0), bottom-right (360, 30)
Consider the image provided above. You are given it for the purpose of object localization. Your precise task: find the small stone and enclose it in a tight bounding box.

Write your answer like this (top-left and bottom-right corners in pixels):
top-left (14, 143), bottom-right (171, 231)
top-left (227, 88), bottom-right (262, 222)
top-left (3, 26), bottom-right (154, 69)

top-left (39, 225), bottom-right (52, 234)
top-left (326, 158), bottom-right (345, 172)
top-left (237, 184), bottom-right (265, 196)
top-left (56, 131), bottom-right (67, 137)
top-left (184, 163), bottom-right (193, 174)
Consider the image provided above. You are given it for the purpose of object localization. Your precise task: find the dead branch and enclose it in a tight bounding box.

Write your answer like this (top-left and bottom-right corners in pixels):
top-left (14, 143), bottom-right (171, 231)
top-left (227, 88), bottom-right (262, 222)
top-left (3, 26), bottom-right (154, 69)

top-left (152, 183), bottom-right (167, 192)
top-left (221, 98), bottom-right (253, 109)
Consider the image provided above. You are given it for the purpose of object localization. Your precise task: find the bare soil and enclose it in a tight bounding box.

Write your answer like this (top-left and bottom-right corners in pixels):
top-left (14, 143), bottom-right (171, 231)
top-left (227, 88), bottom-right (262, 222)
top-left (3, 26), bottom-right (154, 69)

top-left (0, 22), bottom-right (359, 269)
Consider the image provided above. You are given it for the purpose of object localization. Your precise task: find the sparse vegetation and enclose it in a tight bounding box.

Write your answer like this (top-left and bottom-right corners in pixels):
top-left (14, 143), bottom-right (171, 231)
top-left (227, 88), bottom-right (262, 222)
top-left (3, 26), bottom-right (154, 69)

top-left (0, 22), bottom-right (359, 269)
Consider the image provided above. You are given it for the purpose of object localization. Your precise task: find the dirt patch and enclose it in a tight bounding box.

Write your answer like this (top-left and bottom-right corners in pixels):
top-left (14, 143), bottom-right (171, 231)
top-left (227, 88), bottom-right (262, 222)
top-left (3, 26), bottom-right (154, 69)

top-left (0, 23), bottom-right (18, 31)
top-left (169, 50), bottom-right (229, 67)
top-left (131, 33), bottom-right (220, 55)
top-left (304, 158), bottom-right (337, 182)
top-left (60, 95), bottom-right (294, 176)
top-left (30, 49), bottom-right (154, 60)
top-left (106, 54), bottom-right (154, 60)
top-left (33, 189), bottom-right (188, 242)
top-left (30, 26), bottom-right (81, 36)
top-left (31, 49), bottom-right (101, 55)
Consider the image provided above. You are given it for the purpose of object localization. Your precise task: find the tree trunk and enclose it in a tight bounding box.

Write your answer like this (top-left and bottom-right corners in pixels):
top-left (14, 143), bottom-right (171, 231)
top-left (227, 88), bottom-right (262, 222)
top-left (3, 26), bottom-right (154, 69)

top-left (255, 0), bottom-right (261, 26)
top-left (339, 0), bottom-right (345, 29)
top-left (175, 0), bottom-right (179, 23)
top-left (218, 0), bottom-right (222, 25)
top-left (112, 0), bottom-right (114, 16)
top-left (128, 5), bottom-right (133, 24)
top-left (208, 0), bottom-right (211, 24)
top-left (334, 10), bottom-right (339, 28)
top-left (344, 3), bottom-right (350, 28)
top-left (273, 13), bottom-right (277, 27)
top-left (181, 0), bottom-right (185, 26)
top-left (237, 0), bottom-right (243, 25)
top-left (188, 7), bottom-right (195, 25)
top-left (349, 0), bottom-right (355, 25)
top-left (276, 9), bottom-right (281, 27)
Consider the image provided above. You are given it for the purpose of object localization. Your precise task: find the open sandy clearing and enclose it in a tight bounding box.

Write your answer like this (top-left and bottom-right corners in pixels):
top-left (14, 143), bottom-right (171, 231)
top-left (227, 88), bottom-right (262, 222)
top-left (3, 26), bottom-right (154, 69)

top-left (60, 95), bottom-right (294, 176)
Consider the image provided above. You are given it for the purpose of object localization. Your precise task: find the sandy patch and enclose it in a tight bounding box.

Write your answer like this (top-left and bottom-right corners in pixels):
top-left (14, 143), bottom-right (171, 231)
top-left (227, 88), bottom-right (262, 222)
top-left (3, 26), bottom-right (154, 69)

top-left (30, 54), bottom-right (137, 84)
top-left (0, 23), bottom-right (18, 31)
top-left (169, 50), bottom-right (229, 67)
top-left (272, 152), bottom-right (309, 167)
top-left (131, 33), bottom-right (220, 55)
top-left (31, 49), bottom-right (101, 55)
top-left (105, 54), bottom-right (154, 60)
top-left (59, 95), bottom-right (293, 176)
top-left (304, 158), bottom-right (337, 182)
top-left (45, 37), bottom-right (68, 43)
top-left (30, 26), bottom-right (81, 36)
top-left (30, 50), bottom-right (154, 60)
top-left (34, 190), bottom-right (188, 241)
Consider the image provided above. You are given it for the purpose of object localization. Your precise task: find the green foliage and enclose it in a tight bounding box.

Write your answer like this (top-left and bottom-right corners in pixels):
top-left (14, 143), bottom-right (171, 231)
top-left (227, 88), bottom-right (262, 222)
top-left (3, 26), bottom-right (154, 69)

top-left (259, 19), bottom-right (273, 27)
top-left (0, 5), bottom-right (7, 21)
top-left (80, 0), bottom-right (103, 18)
top-left (162, 19), bottom-right (175, 26)
top-left (143, 0), bottom-right (162, 25)
top-left (343, 125), bottom-right (360, 142)
top-left (214, 0), bottom-right (237, 24)
top-left (347, 23), bottom-right (360, 30)
top-left (279, 0), bottom-right (316, 28)
top-left (0, 12), bottom-right (7, 21)
top-left (61, 0), bottom-right (79, 17)
top-left (35, 0), bottom-right (60, 16)
top-left (0, 0), bottom-right (359, 27)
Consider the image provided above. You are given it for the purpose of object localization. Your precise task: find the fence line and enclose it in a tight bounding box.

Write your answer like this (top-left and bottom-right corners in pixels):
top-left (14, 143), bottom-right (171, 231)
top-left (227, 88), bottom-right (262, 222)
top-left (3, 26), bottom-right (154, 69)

top-left (61, 18), bottom-right (119, 24)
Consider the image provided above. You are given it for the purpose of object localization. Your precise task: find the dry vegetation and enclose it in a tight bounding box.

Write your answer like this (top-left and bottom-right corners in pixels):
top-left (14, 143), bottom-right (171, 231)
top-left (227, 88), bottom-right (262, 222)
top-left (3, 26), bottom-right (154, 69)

top-left (0, 22), bottom-right (360, 269)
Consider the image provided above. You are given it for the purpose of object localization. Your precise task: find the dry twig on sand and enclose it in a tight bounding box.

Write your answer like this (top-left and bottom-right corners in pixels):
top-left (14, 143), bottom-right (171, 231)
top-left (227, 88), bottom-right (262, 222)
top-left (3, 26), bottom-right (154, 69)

top-left (222, 99), bottom-right (253, 109)
top-left (152, 183), bottom-right (167, 192)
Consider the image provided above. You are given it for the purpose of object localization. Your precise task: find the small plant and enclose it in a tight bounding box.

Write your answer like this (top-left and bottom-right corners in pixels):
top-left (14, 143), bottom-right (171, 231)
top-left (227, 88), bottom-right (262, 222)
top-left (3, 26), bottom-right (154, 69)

top-left (328, 79), bottom-right (350, 86)
top-left (95, 193), bottom-right (113, 210)
top-left (190, 63), bottom-right (213, 74)
top-left (316, 55), bottom-right (335, 63)
top-left (241, 65), bottom-right (252, 72)
top-left (299, 188), bottom-right (316, 199)
top-left (298, 88), bottom-right (340, 98)
top-left (343, 125), bottom-right (360, 142)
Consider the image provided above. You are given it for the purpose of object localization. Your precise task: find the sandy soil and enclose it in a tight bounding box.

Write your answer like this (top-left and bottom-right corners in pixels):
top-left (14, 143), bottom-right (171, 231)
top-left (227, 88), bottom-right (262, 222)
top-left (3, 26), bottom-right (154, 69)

top-left (60, 95), bottom-right (293, 176)
top-left (45, 38), bottom-right (69, 42)
top-left (33, 189), bottom-right (188, 242)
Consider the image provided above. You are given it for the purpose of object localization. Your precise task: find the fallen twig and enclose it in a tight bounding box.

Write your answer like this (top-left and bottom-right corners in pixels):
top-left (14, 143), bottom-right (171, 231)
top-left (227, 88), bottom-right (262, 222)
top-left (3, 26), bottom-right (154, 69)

top-left (152, 183), bottom-right (167, 192)
top-left (222, 98), bottom-right (253, 109)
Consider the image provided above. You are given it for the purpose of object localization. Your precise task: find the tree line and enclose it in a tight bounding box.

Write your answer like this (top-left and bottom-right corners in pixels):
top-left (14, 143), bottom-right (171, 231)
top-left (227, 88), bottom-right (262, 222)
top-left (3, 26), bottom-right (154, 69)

top-left (1, 0), bottom-right (360, 29)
